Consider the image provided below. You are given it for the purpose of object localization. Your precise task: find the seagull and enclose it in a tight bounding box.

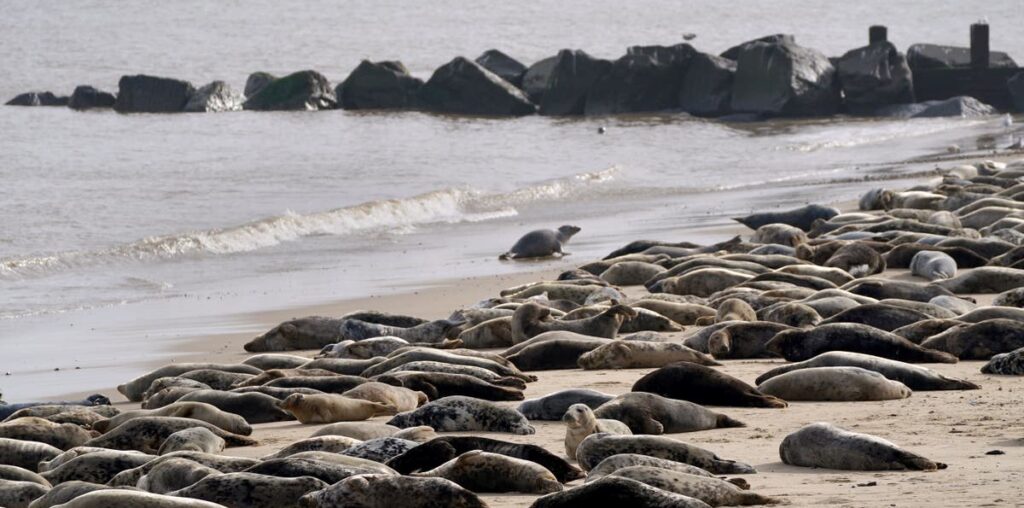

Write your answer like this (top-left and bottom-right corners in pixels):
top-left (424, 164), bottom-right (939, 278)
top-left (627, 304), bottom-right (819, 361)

top-left (597, 126), bottom-right (607, 134)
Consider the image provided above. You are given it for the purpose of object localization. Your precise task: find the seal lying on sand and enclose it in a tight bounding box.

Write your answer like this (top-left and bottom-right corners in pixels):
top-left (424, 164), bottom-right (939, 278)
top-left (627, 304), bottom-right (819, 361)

top-left (607, 466), bottom-right (778, 506)
top-left (278, 393), bottom-right (396, 424)
top-left (386, 436), bottom-right (584, 483)
top-left (757, 366), bottom-right (912, 401)
top-left (499, 225), bottom-right (581, 260)
top-left (411, 450), bottom-right (563, 494)
top-left (780, 422), bottom-right (945, 471)
top-left (517, 389), bottom-right (615, 421)
top-left (575, 433), bottom-right (756, 474)
top-left (766, 323), bottom-right (958, 363)
top-left (530, 476), bottom-right (712, 508)
top-left (632, 363), bottom-right (787, 408)
top-left (734, 204), bottom-right (840, 231)
top-left (511, 302), bottom-right (636, 341)
top-left (755, 351), bottom-right (979, 390)
top-left (981, 346), bottom-right (1024, 374)
top-left (563, 404), bottom-right (632, 458)
top-left (593, 392), bottom-right (745, 435)
top-left (299, 474), bottom-right (487, 508)
top-left (387, 396), bottom-right (535, 434)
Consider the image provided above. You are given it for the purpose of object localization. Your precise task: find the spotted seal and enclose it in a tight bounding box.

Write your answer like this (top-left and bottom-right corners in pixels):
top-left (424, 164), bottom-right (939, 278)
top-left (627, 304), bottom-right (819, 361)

top-left (632, 362), bottom-right (787, 408)
top-left (593, 392), bottom-right (745, 435)
top-left (981, 346), bottom-right (1024, 374)
top-left (780, 422), bottom-right (945, 471)
top-left (499, 225), bottom-right (580, 260)
top-left (755, 351), bottom-right (979, 390)
top-left (575, 433), bottom-right (755, 473)
top-left (411, 450), bottom-right (562, 494)
top-left (387, 396), bottom-right (535, 434)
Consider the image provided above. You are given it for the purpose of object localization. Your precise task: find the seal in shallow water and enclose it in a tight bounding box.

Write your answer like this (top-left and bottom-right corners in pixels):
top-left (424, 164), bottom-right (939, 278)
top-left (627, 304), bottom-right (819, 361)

top-left (499, 225), bottom-right (580, 260)
top-left (779, 422), bottom-right (945, 471)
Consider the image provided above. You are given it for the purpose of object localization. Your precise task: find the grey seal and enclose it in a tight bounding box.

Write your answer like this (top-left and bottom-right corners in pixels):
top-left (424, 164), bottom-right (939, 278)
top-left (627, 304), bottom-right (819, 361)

top-left (137, 458), bottom-right (220, 494)
top-left (599, 261), bottom-right (666, 286)
top-left (593, 392), bottom-right (745, 435)
top-left (298, 474), bottom-right (486, 508)
top-left (0, 418), bottom-right (96, 450)
top-left (608, 465), bottom-right (777, 506)
top-left (385, 436), bottom-right (583, 483)
top-left (909, 250), bottom-right (957, 280)
top-left (278, 393), bottom-right (395, 424)
top-left (263, 436), bottom-right (362, 459)
top-left (632, 362), bottom-right (787, 408)
top-left (94, 401), bottom-right (252, 436)
top-left (119, 363), bottom-right (262, 401)
top-left (919, 318), bottom-right (1024, 359)
top-left (39, 449), bottom-right (155, 485)
top-left (757, 366), bottom-right (912, 401)
top-left (242, 457), bottom-right (385, 485)
top-left (499, 225), bottom-right (580, 260)
top-left (456, 317), bottom-right (513, 348)
top-left (343, 382), bottom-right (427, 412)
top-left (824, 242), bottom-right (886, 277)
top-left (84, 416), bottom-right (256, 454)
top-left (310, 422), bottom-right (401, 440)
top-left (175, 390), bottom-right (294, 423)
top-left (22, 481), bottom-right (113, 508)
top-left (0, 465), bottom-right (49, 487)
top-left (339, 318), bottom-right (460, 344)
top-left (530, 476), bottom-right (711, 508)
top-left (707, 322), bottom-right (792, 359)
top-left (318, 337), bottom-right (410, 359)
top-left (578, 341), bottom-right (720, 369)
top-left (340, 437), bottom-right (417, 463)
top-left (935, 266), bottom-right (1024, 293)
top-left (750, 223), bottom-right (808, 246)
top-left (411, 450), bottom-right (562, 494)
top-left (387, 396), bottom-right (535, 434)
top-left (506, 338), bottom-right (608, 371)
top-left (766, 323), bottom-right (958, 363)
top-left (563, 404), bottom-right (632, 458)
top-left (0, 438), bottom-right (61, 472)
top-left (818, 303), bottom-right (931, 331)
top-left (168, 472), bottom-right (327, 507)
top-left (517, 389), bottom-right (615, 421)
top-left (585, 454), bottom-right (715, 482)
top-left (981, 346), bottom-right (1024, 374)
top-left (379, 372), bottom-right (524, 401)
top-left (242, 353), bottom-right (311, 370)
top-left (734, 204), bottom-right (840, 231)
top-left (0, 394), bottom-right (112, 421)
top-left (575, 433), bottom-right (755, 473)
top-left (157, 427), bottom-right (225, 455)
top-left (511, 302), bottom-right (636, 341)
top-left (630, 300), bottom-right (715, 325)
top-left (0, 481), bottom-right (47, 508)
top-left (362, 349), bottom-right (531, 381)
top-left (39, 489), bottom-right (224, 507)
top-left (659, 269), bottom-right (753, 298)
top-left (755, 351), bottom-right (979, 390)
top-left (780, 422), bottom-right (945, 471)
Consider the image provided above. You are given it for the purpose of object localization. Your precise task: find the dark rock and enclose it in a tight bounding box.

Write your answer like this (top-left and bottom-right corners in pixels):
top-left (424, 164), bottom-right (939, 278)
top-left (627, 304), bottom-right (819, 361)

top-left (539, 49), bottom-right (612, 116)
top-left (874, 95), bottom-right (995, 118)
top-left (730, 38), bottom-right (840, 117)
top-left (721, 34), bottom-right (795, 61)
top-left (521, 56), bottom-right (558, 103)
top-left (68, 86), bottom-right (116, 110)
top-left (836, 41), bottom-right (914, 114)
top-left (1008, 73), bottom-right (1024, 112)
top-left (417, 56), bottom-right (536, 116)
top-left (244, 72), bottom-right (277, 97)
top-left (184, 81), bottom-right (242, 112)
top-left (5, 91), bottom-right (68, 106)
top-left (242, 70), bottom-right (336, 111)
top-left (475, 50), bottom-right (527, 88)
top-left (115, 74), bottom-right (195, 113)
top-left (679, 52), bottom-right (736, 116)
top-left (907, 44), bottom-right (1017, 71)
top-left (338, 60), bottom-right (422, 110)
top-left (584, 43), bottom-right (697, 115)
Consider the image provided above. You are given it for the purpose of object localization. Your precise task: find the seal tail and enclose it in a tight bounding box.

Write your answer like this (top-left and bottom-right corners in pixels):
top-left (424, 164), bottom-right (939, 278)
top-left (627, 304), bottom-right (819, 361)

top-left (717, 414), bottom-right (746, 428)
top-left (223, 434), bottom-right (259, 447)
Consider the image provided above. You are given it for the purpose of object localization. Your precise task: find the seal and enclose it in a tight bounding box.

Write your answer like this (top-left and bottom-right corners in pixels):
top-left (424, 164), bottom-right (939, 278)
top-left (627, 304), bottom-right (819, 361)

top-left (168, 472), bottom-right (327, 507)
top-left (37, 446), bottom-right (144, 473)
top-left (593, 392), bottom-right (744, 435)
top-left (777, 264), bottom-right (855, 285)
top-left (585, 453), bottom-right (714, 482)
top-left (757, 366), bottom-right (912, 401)
top-left (608, 466), bottom-right (777, 506)
top-left (511, 302), bottom-right (636, 341)
top-left (818, 303), bottom-right (931, 331)
top-left (142, 385), bottom-right (207, 407)
top-left (175, 390), bottom-right (294, 424)
top-left (177, 369), bottom-right (254, 390)
top-left (531, 476), bottom-right (711, 508)
top-left (981, 346), bottom-right (1024, 374)
top-left (957, 306), bottom-right (1024, 323)
top-left (243, 457), bottom-right (386, 485)
top-left (0, 418), bottom-right (95, 451)
top-left (379, 372), bottom-right (524, 401)
top-left (341, 437), bottom-right (418, 462)
top-left (919, 318), bottom-right (1024, 359)
top-left (633, 362), bottom-right (786, 408)
top-left (499, 225), bottom-right (581, 260)
top-left (282, 453), bottom-right (398, 476)
top-left (578, 341), bottom-right (719, 369)
top-left (385, 436), bottom-right (584, 483)
top-left (734, 204), bottom-right (840, 232)
top-left (707, 322), bottom-right (792, 359)
top-left (630, 300), bottom-right (715, 325)
top-left (298, 474), bottom-right (487, 508)
top-left (599, 262), bottom-right (666, 286)
top-left (575, 433), bottom-right (755, 473)
top-left (342, 382), bottom-right (427, 412)
top-left (264, 436), bottom-right (362, 459)
top-left (501, 282), bottom-right (609, 304)
top-left (563, 404), bottom-right (632, 458)
top-left (697, 298), bottom-right (756, 325)
top-left (757, 302), bottom-right (822, 327)
top-left (0, 394), bottom-right (112, 422)
top-left (361, 350), bottom-right (531, 381)
top-left (242, 353), bottom-right (311, 370)
top-left (411, 450), bottom-right (562, 494)
top-left (766, 323), bottom-right (958, 363)
top-left (2, 409), bottom-right (104, 429)
top-left (278, 393), bottom-right (395, 424)
top-left (299, 358), bottom-right (387, 376)
top-left (909, 251), bottom-right (957, 281)
top-left (562, 305), bottom-right (680, 334)
top-left (262, 375), bottom-right (367, 395)
top-left (0, 480), bottom-right (47, 508)
top-left (750, 223), bottom-right (808, 246)
top-left (106, 451), bottom-right (258, 487)
top-left (659, 269), bottom-right (753, 298)
top-left (137, 457), bottom-right (220, 494)
top-left (936, 267), bottom-right (1024, 294)
top-left (157, 427), bottom-right (225, 455)
top-left (311, 422), bottom-right (401, 440)
top-left (927, 295), bottom-right (976, 314)
top-left (230, 368), bottom-right (338, 389)
top-left (780, 422), bottom-right (945, 471)
top-left (823, 242), bottom-right (886, 277)
top-left (384, 360), bottom-right (516, 382)
top-left (319, 337), bottom-right (411, 359)
top-left (892, 319), bottom-right (967, 344)
top-left (844, 278), bottom-right (957, 303)
top-left (883, 243), bottom-right (988, 269)
top-left (517, 389), bottom-right (615, 421)
top-left (38, 449), bottom-right (154, 485)
top-left (506, 338), bottom-right (609, 371)
top-left (19, 481), bottom-right (113, 508)
top-left (0, 465), bottom-right (48, 487)
top-left (755, 351), bottom-right (979, 390)
top-left (230, 386), bottom-right (325, 400)
top-left (118, 363), bottom-right (263, 402)
top-left (84, 417), bottom-right (256, 454)
top-left (387, 396), bottom-right (535, 435)
top-left (339, 318), bottom-right (459, 344)
top-left (456, 317), bottom-right (514, 348)
top-left (94, 401), bottom-right (252, 436)
top-left (38, 489), bottom-right (224, 507)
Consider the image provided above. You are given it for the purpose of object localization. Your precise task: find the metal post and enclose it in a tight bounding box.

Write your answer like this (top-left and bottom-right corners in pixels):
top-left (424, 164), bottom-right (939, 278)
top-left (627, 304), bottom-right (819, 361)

top-left (869, 25), bottom-right (888, 45)
top-left (971, 23), bottom-right (990, 69)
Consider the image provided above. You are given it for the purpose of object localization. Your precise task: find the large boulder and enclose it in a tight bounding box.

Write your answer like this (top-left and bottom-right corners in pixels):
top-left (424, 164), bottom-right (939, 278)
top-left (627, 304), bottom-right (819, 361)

top-left (907, 44), bottom-right (1017, 71)
top-left (1009, 73), bottom-right (1024, 112)
top-left (242, 70), bottom-right (336, 111)
top-left (584, 43), bottom-right (697, 115)
top-left (184, 81), bottom-right (243, 112)
top-left (836, 41), bottom-right (914, 114)
top-left (5, 91), bottom-right (68, 106)
top-left (115, 74), bottom-right (195, 113)
top-left (730, 38), bottom-right (840, 117)
top-left (245, 72), bottom-right (276, 97)
top-left (721, 34), bottom-right (795, 61)
top-left (521, 56), bottom-right (558, 103)
top-left (68, 85), bottom-right (116, 110)
top-left (875, 95), bottom-right (995, 118)
top-left (679, 52), bottom-right (736, 116)
top-left (539, 49), bottom-right (612, 116)
top-left (475, 50), bottom-right (527, 87)
top-left (417, 56), bottom-right (536, 116)
top-left (338, 60), bottom-right (422, 110)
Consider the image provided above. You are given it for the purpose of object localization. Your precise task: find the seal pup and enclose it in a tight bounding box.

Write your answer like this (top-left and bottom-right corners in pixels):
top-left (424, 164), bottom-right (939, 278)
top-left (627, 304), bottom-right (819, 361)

top-left (499, 225), bottom-right (580, 260)
top-left (387, 396), bottom-right (535, 434)
top-left (563, 404), bottom-right (632, 458)
top-left (632, 362), bottom-right (788, 408)
top-left (757, 366), bottom-right (912, 401)
top-left (578, 341), bottom-right (720, 369)
top-left (298, 474), bottom-right (487, 508)
top-left (608, 466), bottom-right (778, 506)
top-left (593, 392), bottom-right (745, 435)
top-left (0, 438), bottom-right (61, 472)
top-left (411, 450), bottom-right (562, 494)
top-left (517, 389), bottom-right (615, 421)
top-left (765, 323), bottom-right (958, 363)
top-left (780, 422), bottom-right (945, 471)
top-left (755, 351), bottom-right (979, 390)
top-left (168, 472), bottom-right (328, 507)
top-left (278, 393), bottom-right (395, 424)
top-left (909, 251), bottom-right (957, 280)
top-left (585, 453), bottom-right (715, 482)
top-left (575, 433), bottom-right (756, 474)
top-left (529, 476), bottom-right (712, 508)
top-left (385, 436), bottom-right (583, 483)
top-left (981, 346), bottom-right (1024, 374)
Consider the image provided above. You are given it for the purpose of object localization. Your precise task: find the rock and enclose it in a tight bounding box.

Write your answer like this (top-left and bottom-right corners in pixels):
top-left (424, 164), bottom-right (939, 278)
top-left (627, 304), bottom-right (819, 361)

top-left (836, 42), bottom-right (914, 114)
top-left (875, 96), bottom-right (995, 118)
top-left (184, 81), bottom-right (243, 112)
top-left (521, 56), bottom-right (558, 103)
top-left (679, 52), bottom-right (736, 116)
top-left (115, 75), bottom-right (195, 113)
top-left (338, 60), bottom-right (422, 110)
top-left (5, 91), bottom-right (68, 106)
top-left (243, 70), bottom-right (336, 111)
top-left (245, 72), bottom-right (276, 97)
top-left (907, 44), bottom-right (1017, 71)
top-left (721, 34), bottom-right (795, 61)
top-left (475, 50), bottom-right (527, 88)
top-left (584, 44), bottom-right (697, 115)
top-left (539, 49), bottom-right (612, 116)
top-left (730, 38), bottom-right (840, 117)
top-left (417, 56), bottom-right (536, 116)
top-left (1009, 73), bottom-right (1024, 112)
top-left (68, 85), bottom-right (116, 110)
